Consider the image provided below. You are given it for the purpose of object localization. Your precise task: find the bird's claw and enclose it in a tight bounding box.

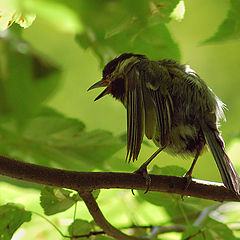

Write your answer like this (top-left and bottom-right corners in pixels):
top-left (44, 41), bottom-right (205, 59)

top-left (183, 171), bottom-right (193, 190)
top-left (132, 165), bottom-right (151, 194)
top-left (181, 171), bottom-right (193, 199)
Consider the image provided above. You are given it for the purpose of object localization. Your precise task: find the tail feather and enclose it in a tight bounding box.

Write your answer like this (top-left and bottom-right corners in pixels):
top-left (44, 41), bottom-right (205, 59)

top-left (202, 124), bottom-right (240, 194)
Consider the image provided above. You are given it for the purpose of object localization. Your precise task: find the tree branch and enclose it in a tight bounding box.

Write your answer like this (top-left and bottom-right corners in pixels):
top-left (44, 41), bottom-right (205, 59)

top-left (0, 155), bottom-right (239, 202)
top-left (78, 191), bottom-right (147, 240)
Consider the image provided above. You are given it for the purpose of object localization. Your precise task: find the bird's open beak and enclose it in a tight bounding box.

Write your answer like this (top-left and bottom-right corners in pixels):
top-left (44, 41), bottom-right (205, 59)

top-left (88, 79), bottom-right (110, 101)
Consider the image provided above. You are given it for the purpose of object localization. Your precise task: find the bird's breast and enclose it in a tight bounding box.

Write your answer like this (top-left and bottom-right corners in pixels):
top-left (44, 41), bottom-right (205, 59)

top-left (153, 123), bottom-right (206, 157)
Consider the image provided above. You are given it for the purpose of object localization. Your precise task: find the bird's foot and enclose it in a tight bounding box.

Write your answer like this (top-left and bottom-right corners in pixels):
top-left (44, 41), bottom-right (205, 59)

top-left (132, 164), bottom-right (151, 195)
top-left (181, 171), bottom-right (193, 199)
top-left (183, 170), bottom-right (193, 190)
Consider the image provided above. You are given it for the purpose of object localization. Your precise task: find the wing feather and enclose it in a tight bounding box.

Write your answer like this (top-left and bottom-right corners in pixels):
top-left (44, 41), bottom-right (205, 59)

top-left (138, 61), bottom-right (173, 147)
top-left (148, 88), bottom-right (173, 147)
top-left (126, 60), bottom-right (174, 161)
top-left (126, 71), bottom-right (145, 162)
top-left (141, 81), bottom-right (157, 139)
top-left (126, 90), bottom-right (133, 161)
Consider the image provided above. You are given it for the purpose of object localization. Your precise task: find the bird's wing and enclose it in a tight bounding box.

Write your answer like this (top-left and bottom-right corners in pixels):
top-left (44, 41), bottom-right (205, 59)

top-left (125, 61), bottom-right (174, 163)
top-left (125, 67), bottom-right (145, 163)
top-left (147, 89), bottom-right (173, 147)
top-left (140, 80), bottom-right (157, 140)
top-left (142, 61), bottom-right (173, 148)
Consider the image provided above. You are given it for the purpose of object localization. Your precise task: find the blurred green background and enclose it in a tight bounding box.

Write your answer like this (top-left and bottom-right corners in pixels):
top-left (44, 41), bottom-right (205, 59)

top-left (1, 0), bottom-right (240, 239)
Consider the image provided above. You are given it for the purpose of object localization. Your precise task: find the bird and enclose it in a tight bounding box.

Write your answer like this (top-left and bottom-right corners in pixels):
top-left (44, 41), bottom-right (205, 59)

top-left (88, 53), bottom-right (240, 195)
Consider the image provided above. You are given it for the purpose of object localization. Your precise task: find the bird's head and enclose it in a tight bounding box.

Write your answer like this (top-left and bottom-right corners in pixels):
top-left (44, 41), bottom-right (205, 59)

top-left (88, 53), bottom-right (146, 101)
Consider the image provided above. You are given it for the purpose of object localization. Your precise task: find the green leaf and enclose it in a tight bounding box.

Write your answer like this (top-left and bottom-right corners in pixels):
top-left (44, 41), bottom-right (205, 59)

top-left (76, 22), bottom-right (180, 67)
top-left (152, 0), bottom-right (182, 23)
top-left (181, 225), bottom-right (203, 240)
top-left (151, 165), bottom-right (187, 176)
top-left (121, 0), bottom-right (149, 23)
top-left (170, 0), bottom-right (185, 21)
top-left (203, 0), bottom-right (240, 43)
top-left (182, 218), bottom-right (237, 240)
top-left (40, 186), bottom-right (79, 215)
top-left (138, 166), bottom-right (215, 220)
top-left (68, 219), bottom-right (92, 240)
top-left (76, 0), bottom-right (180, 66)
top-left (138, 190), bottom-right (201, 220)
top-left (78, 0), bottom-right (150, 37)
top-left (204, 218), bottom-right (237, 240)
top-left (0, 203), bottom-right (31, 240)
top-left (22, 109), bottom-right (85, 140)
top-left (0, 36), bottom-right (60, 127)
top-left (0, 6), bottom-right (35, 31)
top-left (132, 23), bottom-right (181, 60)
top-left (0, 107), bottom-right (123, 171)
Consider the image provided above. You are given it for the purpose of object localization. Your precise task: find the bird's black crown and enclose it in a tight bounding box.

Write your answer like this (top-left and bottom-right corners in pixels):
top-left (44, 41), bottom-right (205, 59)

top-left (102, 53), bottom-right (146, 78)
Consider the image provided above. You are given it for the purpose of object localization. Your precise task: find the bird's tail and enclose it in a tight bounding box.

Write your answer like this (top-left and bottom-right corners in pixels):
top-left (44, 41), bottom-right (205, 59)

top-left (202, 124), bottom-right (240, 194)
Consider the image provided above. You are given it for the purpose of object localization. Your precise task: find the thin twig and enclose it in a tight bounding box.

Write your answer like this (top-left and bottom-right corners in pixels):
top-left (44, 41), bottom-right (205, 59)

top-left (31, 211), bottom-right (67, 238)
top-left (32, 211), bottom-right (105, 239)
top-left (193, 203), bottom-right (222, 226)
top-left (78, 191), bottom-right (148, 240)
top-left (147, 224), bottom-right (186, 239)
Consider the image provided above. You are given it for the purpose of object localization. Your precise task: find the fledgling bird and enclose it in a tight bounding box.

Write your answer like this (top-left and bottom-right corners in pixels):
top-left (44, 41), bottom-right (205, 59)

top-left (88, 53), bottom-right (240, 195)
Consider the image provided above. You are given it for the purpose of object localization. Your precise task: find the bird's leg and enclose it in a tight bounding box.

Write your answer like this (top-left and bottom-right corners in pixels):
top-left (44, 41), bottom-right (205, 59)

top-left (183, 150), bottom-right (201, 190)
top-left (133, 147), bottom-right (165, 194)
